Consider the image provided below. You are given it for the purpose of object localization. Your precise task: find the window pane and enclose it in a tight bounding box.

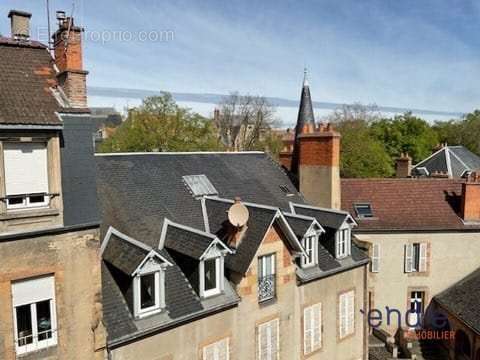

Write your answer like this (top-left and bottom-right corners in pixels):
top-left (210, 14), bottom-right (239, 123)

top-left (36, 300), bottom-right (52, 341)
top-left (29, 194), bottom-right (46, 204)
top-left (8, 196), bottom-right (24, 206)
top-left (204, 259), bottom-right (217, 291)
top-left (140, 273), bottom-right (156, 309)
top-left (16, 305), bottom-right (33, 346)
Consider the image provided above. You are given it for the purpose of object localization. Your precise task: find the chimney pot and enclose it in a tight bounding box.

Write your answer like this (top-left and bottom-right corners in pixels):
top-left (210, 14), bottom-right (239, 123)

top-left (8, 10), bottom-right (31, 41)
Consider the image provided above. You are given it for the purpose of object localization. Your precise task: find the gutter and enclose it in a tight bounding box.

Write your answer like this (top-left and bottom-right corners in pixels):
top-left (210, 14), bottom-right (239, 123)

top-left (0, 222), bottom-right (100, 242)
top-left (354, 228), bottom-right (480, 234)
top-left (0, 124), bottom-right (63, 130)
top-left (297, 258), bottom-right (370, 284)
top-left (107, 298), bottom-right (240, 350)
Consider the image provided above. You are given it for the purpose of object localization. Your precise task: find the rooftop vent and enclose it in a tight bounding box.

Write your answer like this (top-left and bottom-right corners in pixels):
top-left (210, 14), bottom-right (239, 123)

top-left (182, 175), bottom-right (218, 197)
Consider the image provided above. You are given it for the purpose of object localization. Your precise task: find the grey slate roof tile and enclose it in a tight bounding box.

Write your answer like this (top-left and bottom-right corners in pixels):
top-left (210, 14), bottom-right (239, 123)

top-left (292, 205), bottom-right (347, 230)
top-left (164, 225), bottom-right (214, 260)
top-left (434, 267), bottom-right (480, 334)
top-left (102, 234), bottom-right (149, 275)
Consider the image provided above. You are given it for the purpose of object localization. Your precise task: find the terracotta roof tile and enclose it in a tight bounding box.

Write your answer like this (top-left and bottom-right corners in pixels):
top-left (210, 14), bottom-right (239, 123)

top-left (341, 178), bottom-right (480, 231)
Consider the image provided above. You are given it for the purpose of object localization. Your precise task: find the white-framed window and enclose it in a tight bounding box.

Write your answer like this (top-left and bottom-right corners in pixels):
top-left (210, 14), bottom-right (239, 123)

top-left (257, 318), bottom-right (279, 360)
top-left (370, 243), bottom-right (380, 273)
top-left (12, 275), bottom-right (57, 355)
top-left (301, 234), bottom-right (317, 267)
top-left (304, 303), bottom-right (322, 355)
top-left (3, 142), bottom-right (50, 210)
top-left (202, 337), bottom-right (229, 360)
top-left (258, 254), bottom-right (276, 302)
top-left (134, 271), bottom-right (161, 317)
top-left (200, 256), bottom-right (223, 298)
top-left (339, 290), bottom-right (355, 339)
top-left (407, 291), bottom-right (425, 328)
top-left (335, 227), bottom-right (351, 259)
top-left (404, 243), bottom-right (427, 273)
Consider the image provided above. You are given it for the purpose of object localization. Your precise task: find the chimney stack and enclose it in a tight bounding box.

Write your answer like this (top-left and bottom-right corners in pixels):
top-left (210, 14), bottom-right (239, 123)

top-left (396, 153), bottom-right (412, 178)
top-left (461, 172), bottom-right (480, 223)
top-left (53, 14), bottom-right (88, 108)
top-left (8, 10), bottom-right (31, 41)
top-left (298, 122), bottom-right (341, 209)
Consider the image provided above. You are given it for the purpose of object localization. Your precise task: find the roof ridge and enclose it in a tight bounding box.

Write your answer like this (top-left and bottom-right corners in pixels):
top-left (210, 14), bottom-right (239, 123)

top-left (95, 151), bottom-right (265, 157)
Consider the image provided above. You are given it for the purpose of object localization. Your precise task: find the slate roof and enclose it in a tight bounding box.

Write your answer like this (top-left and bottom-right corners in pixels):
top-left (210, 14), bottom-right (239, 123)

top-left (0, 37), bottom-right (63, 126)
top-left (102, 234), bottom-right (149, 275)
top-left (413, 145), bottom-right (480, 178)
top-left (60, 115), bottom-right (100, 227)
top-left (434, 267), bottom-right (480, 335)
top-left (163, 223), bottom-right (216, 259)
top-left (283, 213), bottom-right (316, 238)
top-left (96, 152), bottom-right (367, 344)
top-left (291, 204), bottom-right (350, 230)
top-left (341, 178), bottom-right (480, 232)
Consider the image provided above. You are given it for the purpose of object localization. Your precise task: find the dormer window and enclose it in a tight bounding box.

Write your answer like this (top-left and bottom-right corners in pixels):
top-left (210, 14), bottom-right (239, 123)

top-left (201, 257), bottom-right (222, 297)
top-left (336, 227), bottom-right (351, 259)
top-left (3, 142), bottom-right (50, 210)
top-left (133, 255), bottom-right (168, 318)
top-left (301, 234), bottom-right (318, 267)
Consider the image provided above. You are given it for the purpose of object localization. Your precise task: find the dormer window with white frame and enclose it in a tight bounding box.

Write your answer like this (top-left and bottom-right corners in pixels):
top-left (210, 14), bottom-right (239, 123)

top-left (199, 241), bottom-right (228, 298)
top-left (3, 142), bottom-right (50, 210)
top-left (301, 232), bottom-right (318, 268)
top-left (335, 226), bottom-right (351, 259)
top-left (133, 253), bottom-right (168, 318)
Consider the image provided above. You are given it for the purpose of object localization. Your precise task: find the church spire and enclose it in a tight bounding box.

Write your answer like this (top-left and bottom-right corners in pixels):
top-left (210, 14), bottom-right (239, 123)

top-left (291, 68), bottom-right (316, 175)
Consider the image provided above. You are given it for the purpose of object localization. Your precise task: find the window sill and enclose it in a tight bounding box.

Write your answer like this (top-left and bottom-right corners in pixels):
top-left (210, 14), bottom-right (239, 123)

top-left (0, 208), bottom-right (60, 221)
top-left (17, 343), bottom-right (57, 359)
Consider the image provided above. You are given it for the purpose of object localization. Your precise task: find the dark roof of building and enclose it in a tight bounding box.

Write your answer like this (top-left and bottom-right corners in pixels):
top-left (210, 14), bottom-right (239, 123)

top-left (102, 233), bottom-right (150, 275)
top-left (283, 213), bottom-right (316, 238)
top-left (163, 223), bottom-right (216, 260)
top-left (0, 37), bottom-right (63, 125)
top-left (291, 204), bottom-right (350, 230)
top-left (434, 267), bottom-right (480, 334)
top-left (96, 152), bottom-right (367, 344)
top-left (60, 115), bottom-right (100, 227)
top-left (413, 146), bottom-right (480, 178)
top-left (341, 178), bottom-right (480, 232)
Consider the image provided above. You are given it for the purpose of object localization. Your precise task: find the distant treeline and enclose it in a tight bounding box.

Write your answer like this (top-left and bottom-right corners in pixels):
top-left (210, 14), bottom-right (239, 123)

top-left (325, 105), bottom-right (480, 178)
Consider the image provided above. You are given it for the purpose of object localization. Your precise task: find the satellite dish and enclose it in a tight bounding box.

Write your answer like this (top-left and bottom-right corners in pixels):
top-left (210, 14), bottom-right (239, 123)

top-left (228, 198), bottom-right (249, 227)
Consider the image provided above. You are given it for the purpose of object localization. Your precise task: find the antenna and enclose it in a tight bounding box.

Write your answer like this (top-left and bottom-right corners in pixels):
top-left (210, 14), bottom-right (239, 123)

top-left (46, 0), bottom-right (52, 51)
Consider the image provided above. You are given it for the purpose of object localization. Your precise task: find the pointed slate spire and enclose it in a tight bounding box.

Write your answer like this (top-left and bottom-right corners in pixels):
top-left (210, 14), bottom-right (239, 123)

top-left (291, 68), bottom-right (316, 175)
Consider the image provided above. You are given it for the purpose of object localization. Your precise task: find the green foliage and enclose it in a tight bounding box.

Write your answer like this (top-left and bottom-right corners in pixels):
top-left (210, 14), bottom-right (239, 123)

top-left (370, 112), bottom-right (439, 163)
top-left (99, 93), bottom-right (224, 153)
top-left (433, 110), bottom-right (480, 155)
top-left (335, 120), bottom-right (394, 178)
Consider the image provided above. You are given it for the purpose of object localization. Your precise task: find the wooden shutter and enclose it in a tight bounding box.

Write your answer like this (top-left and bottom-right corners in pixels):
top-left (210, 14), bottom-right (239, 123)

top-left (3, 142), bottom-right (48, 195)
top-left (419, 243), bottom-right (427, 272)
top-left (404, 244), bottom-right (413, 273)
top-left (371, 244), bottom-right (380, 273)
top-left (347, 291), bottom-right (355, 335)
top-left (258, 319), bottom-right (279, 360)
top-left (312, 303), bottom-right (322, 351)
top-left (304, 306), bottom-right (313, 354)
top-left (339, 294), bottom-right (346, 338)
top-left (204, 338), bottom-right (229, 360)
top-left (203, 343), bottom-right (215, 360)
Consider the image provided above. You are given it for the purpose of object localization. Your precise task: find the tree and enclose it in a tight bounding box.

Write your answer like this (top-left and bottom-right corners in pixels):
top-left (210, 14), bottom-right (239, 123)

top-left (326, 104), bottom-right (394, 178)
top-left (215, 93), bottom-right (279, 151)
top-left (433, 110), bottom-right (480, 156)
top-left (99, 93), bottom-right (224, 153)
top-left (370, 112), bottom-right (439, 163)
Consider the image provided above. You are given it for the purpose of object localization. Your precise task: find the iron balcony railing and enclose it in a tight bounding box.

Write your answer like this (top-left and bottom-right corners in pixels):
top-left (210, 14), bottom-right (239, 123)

top-left (258, 274), bottom-right (276, 302)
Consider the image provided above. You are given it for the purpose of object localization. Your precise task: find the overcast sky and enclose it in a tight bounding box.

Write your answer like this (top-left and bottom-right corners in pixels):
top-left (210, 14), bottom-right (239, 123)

top-left (1, 0), bottom-right (479, 115)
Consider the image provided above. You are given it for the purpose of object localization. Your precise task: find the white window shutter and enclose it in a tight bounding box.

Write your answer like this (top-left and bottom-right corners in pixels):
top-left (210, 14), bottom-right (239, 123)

top-left (371, 244), bottom-right (380, 273)
top-left (203, 344), bottom-right (215, 360)
top-left (348, 292), bottom-right (355, 335)
top-left (312, 303), bottom-right (322, 350)
top-left (339, 294), bottom-right (346, 338)
top-left (303, 307), bottom-right (312, 354)
top-left (258, 322), bottom-right (268, 360)
top-left (419, 243), bottom-right (427, 272)
top-left (218, 338), bottom-right (229, 360)
top-left (271, 319), bottom-right (279, 360)
top-left (404, 244), bottom-right (413, 273)
top-left (4, 142), bottom-right (49, 195)
top-left (346, 230), bottom-right (352, 255)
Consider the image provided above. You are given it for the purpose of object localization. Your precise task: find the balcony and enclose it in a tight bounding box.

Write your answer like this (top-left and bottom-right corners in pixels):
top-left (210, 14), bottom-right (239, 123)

top-left (258, 274), bottom-right (276, 302)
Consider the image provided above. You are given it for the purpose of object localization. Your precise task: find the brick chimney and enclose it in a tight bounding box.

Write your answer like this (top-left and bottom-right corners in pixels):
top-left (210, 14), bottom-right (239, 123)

top-left (395, 153), bottom-right (412, 178)
top-left (279, 128), bottom-right (294, 171)
top-left (53, 15), bottom-right (88, 108)
top-left (8, 10), bottom-right (31, 41)
top-left (461, 172), bottom-right (480, 223)
top-left (298, 122), bottom-right (341, 209)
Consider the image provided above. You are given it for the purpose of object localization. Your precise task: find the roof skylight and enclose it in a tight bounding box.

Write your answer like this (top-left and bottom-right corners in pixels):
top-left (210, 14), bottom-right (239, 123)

top-left (354, 203), bottom-right (373, 219)
top-left (183, 175), bottom-right (218, 197)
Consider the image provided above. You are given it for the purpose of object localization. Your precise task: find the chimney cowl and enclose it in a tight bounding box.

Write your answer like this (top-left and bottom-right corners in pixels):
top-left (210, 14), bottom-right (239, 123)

top-left (8, 10), bottom-right (32, 41)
